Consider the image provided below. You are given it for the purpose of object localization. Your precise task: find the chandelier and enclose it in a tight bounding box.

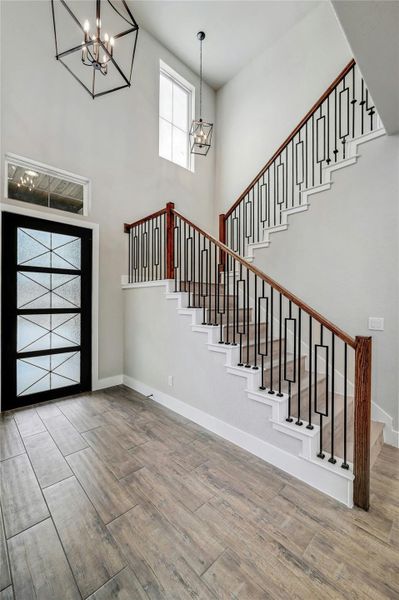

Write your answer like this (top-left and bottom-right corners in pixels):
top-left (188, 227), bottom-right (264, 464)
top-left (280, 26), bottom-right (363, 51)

top-left (51, 1), bottom-right (139, 99)
top-left (190, 32), bottom-right (213, 156)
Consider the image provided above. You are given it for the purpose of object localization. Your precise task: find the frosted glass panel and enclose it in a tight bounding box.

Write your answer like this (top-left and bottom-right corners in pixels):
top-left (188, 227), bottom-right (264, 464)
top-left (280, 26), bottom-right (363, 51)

top-left (173, 84), bottom-right (188, 130)
top-left (17, 228), bottom-right (81, 269)
top-left (159, 73), bottom-right (173, 121)
top-left (18, 314), bottom-right (80, 352)
top-left (173, 126), bottom-right (188, 168)
top-left (17, 351), bottom-right (80, 396)
top-left (159, 118), bottom-right (172, 161)
top-left (17, 272), bottom-right (81, 309)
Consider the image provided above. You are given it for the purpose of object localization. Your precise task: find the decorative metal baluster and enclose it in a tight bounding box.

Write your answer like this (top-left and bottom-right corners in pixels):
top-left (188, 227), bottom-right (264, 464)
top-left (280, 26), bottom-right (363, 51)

top-left (237, 262), bottom-right (245, 366)
top-left (316, 324), bottom-right (328, 459)
top-left (342, 343), bottom-right (349, 469)
top-left (329, 333), bottom-right (336, 464)
top-left (277, 292), bottom-right (283, 397)
top-left (258, 282), bottom-right (268, 390)
top-left (253, 276), bottom-right (258, 369)
top-left (245, 267), bottom-right (250, 367)
top-left (232, 257), bottom-right (237, 346)
top-left (296, 307), bottom-right (303, 426)
top-left (269, 287), bottom-right (274, 393)
top-left (307, 316), bottom-right (313, 429)
top-left (351, 65), bottom-right (356, 139)
top-left (226, 256), bottom-right (230, 342)
top-left (285, 300), bottom-right (294, 422)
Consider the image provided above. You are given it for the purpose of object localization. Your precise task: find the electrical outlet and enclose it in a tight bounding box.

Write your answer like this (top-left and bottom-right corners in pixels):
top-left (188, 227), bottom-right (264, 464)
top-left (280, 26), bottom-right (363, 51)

top-left (168, 375), bottom-right (173, 387)
top-left (368, 317), bottom-right (384, 331)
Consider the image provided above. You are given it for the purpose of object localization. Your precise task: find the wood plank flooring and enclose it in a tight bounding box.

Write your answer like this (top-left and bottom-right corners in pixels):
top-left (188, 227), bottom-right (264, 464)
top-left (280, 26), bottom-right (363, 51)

top-left (0, 385), bottom-right (398, 599)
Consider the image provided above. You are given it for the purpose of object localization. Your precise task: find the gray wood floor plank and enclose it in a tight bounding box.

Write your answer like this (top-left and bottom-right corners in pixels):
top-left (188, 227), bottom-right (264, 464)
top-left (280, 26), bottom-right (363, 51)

top-left (0, 388), bottom-right (398, 600)
top-left (86, 567), bottom-right (148, 600)
top-left (123, 467), bottom-right (224, 574)
top-left (66, 447), bottom-right (137, 524)
top-left (101, 410), bottom-right (148, 448)
top-left (0, 506), bottom-right (11, 591)
top-left (129, 443), bottom-right (214, 511)
top-left (108, 507), bottom-right (216, 600)
top-left (0, 454), bottom-right (49, 538)
top-left (7, 519), bottom-right (80, 600)
top-left (24, 431), bottom-right (73, 488)
top-left (0, 417), bottom-right (24, 462)
top-left (34, 403), bottom-right (62, 420)
top-left (58, 401), bottom-right (104, 432)
top-left (202, 548), bottom-right (270, 600)
top-left (83, 427), bottom-right (142, 479)
top-left (13, 409), bottom-right (45, 438)
top-left (0, 586), bottom-right (13, 600)
top-left (44, 477), bottom-right (125, 598)
top-left (42, 413), bottom-right (88, 456)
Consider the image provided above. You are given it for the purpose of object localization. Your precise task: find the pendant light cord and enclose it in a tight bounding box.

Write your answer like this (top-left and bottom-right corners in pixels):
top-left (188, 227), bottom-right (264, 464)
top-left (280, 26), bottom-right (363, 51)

top-left (199, 36), bottom-right (203, 119)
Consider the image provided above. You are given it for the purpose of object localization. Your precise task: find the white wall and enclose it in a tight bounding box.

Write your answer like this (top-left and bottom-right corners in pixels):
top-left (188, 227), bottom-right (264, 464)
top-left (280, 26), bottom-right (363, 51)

top-left (0, 0), bottom-right (216, 384)
top-left (251, 134), bottom-right (399, 430)
top-left (215, 2), bottom-right (351, 214)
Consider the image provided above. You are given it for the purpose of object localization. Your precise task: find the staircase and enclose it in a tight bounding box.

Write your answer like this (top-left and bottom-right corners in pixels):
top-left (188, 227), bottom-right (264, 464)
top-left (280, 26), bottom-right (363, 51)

top-left (123, 60), bottom-right (386, 510)
top-left (219, 60), bottom-right (385, 262)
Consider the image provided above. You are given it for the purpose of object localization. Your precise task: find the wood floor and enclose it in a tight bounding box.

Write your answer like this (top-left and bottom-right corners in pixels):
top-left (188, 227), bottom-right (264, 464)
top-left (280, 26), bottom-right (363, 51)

top-left (0, 386), bottom-right (398, 599)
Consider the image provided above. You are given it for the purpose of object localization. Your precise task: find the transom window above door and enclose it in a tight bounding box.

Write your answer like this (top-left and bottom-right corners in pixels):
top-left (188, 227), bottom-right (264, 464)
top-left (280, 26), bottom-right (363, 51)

top-left (159, 61), bottom-right (195, 172)
top-left (5, 153), bottom-right (90, 215)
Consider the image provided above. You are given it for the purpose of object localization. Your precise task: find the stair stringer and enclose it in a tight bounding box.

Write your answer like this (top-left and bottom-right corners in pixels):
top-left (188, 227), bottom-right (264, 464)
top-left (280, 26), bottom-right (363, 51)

top-left (245, 127), bottom-right (386, 262)
top-left (123, 279), bottom-right (354, 507)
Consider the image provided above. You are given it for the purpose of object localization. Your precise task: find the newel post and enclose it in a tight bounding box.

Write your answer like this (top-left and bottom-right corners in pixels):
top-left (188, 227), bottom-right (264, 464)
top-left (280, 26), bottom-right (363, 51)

top-left (353, 336), bottom-right (372, 510)
top-left (219, 213), bottom-right (226, 271)
top-left (166, 202), bottom-right (175, 279)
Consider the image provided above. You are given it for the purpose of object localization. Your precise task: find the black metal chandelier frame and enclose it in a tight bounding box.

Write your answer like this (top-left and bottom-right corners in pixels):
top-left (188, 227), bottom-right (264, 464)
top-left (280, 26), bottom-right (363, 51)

top-left (51, 0), bottom-right (139, 99)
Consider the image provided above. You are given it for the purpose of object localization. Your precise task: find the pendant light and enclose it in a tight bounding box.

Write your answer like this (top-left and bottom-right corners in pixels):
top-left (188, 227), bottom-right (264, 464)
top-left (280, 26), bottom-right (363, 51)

top-left (51, 0), bottom-right (139, 99)
top-left (190, 31), bottom-right (213, 156)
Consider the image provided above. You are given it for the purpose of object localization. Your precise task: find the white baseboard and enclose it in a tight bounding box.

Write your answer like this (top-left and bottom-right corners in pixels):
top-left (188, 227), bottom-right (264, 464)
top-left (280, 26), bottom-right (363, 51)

top-left (372, 401), bottom-right (399, 448)
top-left (123, 374), bottom-right (353, 507)
top-left (93, 374), bottom-right (123, 390)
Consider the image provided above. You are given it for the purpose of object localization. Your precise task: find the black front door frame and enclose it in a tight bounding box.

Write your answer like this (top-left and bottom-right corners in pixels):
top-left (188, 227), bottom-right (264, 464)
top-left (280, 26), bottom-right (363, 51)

top-left (1, 211), bottom-right (93, 411)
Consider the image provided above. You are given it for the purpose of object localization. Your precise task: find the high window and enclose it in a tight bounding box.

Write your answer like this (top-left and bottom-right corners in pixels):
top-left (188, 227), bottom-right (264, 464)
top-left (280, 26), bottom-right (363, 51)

top-left (5, 154), bottom-right (90, 216)
top-left (159, 61), bottom-right (194, 171)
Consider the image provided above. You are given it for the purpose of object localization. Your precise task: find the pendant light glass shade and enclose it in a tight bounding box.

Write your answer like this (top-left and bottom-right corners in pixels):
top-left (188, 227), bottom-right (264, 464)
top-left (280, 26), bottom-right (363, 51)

top-left (190, 31), bottom-right (213, 156)
top-left (51, 0), bottom-right (139, 99)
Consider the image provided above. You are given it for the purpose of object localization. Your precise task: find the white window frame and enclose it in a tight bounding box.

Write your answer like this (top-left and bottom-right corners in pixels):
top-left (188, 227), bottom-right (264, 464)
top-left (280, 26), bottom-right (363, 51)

top-left (159, 60), bottom-right (195, 172)
top-left (3, 152), bottom-right (91, 217)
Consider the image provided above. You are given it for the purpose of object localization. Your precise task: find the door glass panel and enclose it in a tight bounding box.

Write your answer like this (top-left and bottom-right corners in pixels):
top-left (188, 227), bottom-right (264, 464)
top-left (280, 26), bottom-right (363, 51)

top-left (17, 314), bottom-right (81, 352)
top-left (17, 272), bottom-right (81, 309)
top-left (17, 351), bottom-right (80, 396)
top-left (17, 228), bottom-right (81, 270)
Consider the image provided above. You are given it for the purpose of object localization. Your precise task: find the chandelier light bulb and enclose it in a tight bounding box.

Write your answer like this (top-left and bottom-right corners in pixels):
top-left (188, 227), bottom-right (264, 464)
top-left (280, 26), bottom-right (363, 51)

top-left (83, 20), bottom-right (90, 32)
top-left (104, 32), bottom-right (109, 43)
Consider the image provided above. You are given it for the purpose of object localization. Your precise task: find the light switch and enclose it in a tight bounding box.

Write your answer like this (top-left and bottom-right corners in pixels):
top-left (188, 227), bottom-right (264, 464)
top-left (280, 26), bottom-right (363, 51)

top-left (368, 317), bottom-right (384, 331)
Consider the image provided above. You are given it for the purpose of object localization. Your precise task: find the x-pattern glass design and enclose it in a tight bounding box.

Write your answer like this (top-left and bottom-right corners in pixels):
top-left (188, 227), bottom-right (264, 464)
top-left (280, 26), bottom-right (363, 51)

top-left (17, 313), bottom-right (80, 353)
top-left (17, 271), bottom-right (81, 309)
top-left (18, 228), bottom-right (81, 270)
top-left (17, 351), bottom-right (80, 396)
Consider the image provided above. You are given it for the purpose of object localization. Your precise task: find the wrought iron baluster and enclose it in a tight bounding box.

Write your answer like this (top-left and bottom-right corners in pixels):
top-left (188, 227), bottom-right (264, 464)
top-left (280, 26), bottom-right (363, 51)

top-left (329, 332), bottom-right (336, 464)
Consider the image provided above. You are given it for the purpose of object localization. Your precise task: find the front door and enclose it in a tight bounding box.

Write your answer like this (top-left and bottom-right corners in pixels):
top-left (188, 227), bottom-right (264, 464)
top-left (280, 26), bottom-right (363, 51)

top-left (1, 212), bottom-right (92, 411)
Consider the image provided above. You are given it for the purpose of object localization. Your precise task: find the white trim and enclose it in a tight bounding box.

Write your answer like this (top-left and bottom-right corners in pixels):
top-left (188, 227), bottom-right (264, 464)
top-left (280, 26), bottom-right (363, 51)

top-left (4, 152), bottom-right (91, 217)
top-left (372, 401), bottom-right (399, 448)
top-left (95, 375), bottom-right (123, 390)
top-left (0, 202), bottom-right (100, 404)
top-left (123, 374), bottom-right (353, 507)
top-left (159, 60), bottom-right (195, 173)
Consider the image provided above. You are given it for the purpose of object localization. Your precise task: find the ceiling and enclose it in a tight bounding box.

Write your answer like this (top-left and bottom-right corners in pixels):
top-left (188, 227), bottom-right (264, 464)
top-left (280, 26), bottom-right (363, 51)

top-left (132, 1), bottom-right (321, 89)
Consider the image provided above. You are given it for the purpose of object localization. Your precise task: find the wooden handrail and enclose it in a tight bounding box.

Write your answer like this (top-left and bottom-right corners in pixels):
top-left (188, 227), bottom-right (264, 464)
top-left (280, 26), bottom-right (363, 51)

top-left (124, 206), bottom-right (169, 233)
top-left (225, 58), bottom-right (356, 219)
top-left (172, 208), bottom-right (357, 348)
